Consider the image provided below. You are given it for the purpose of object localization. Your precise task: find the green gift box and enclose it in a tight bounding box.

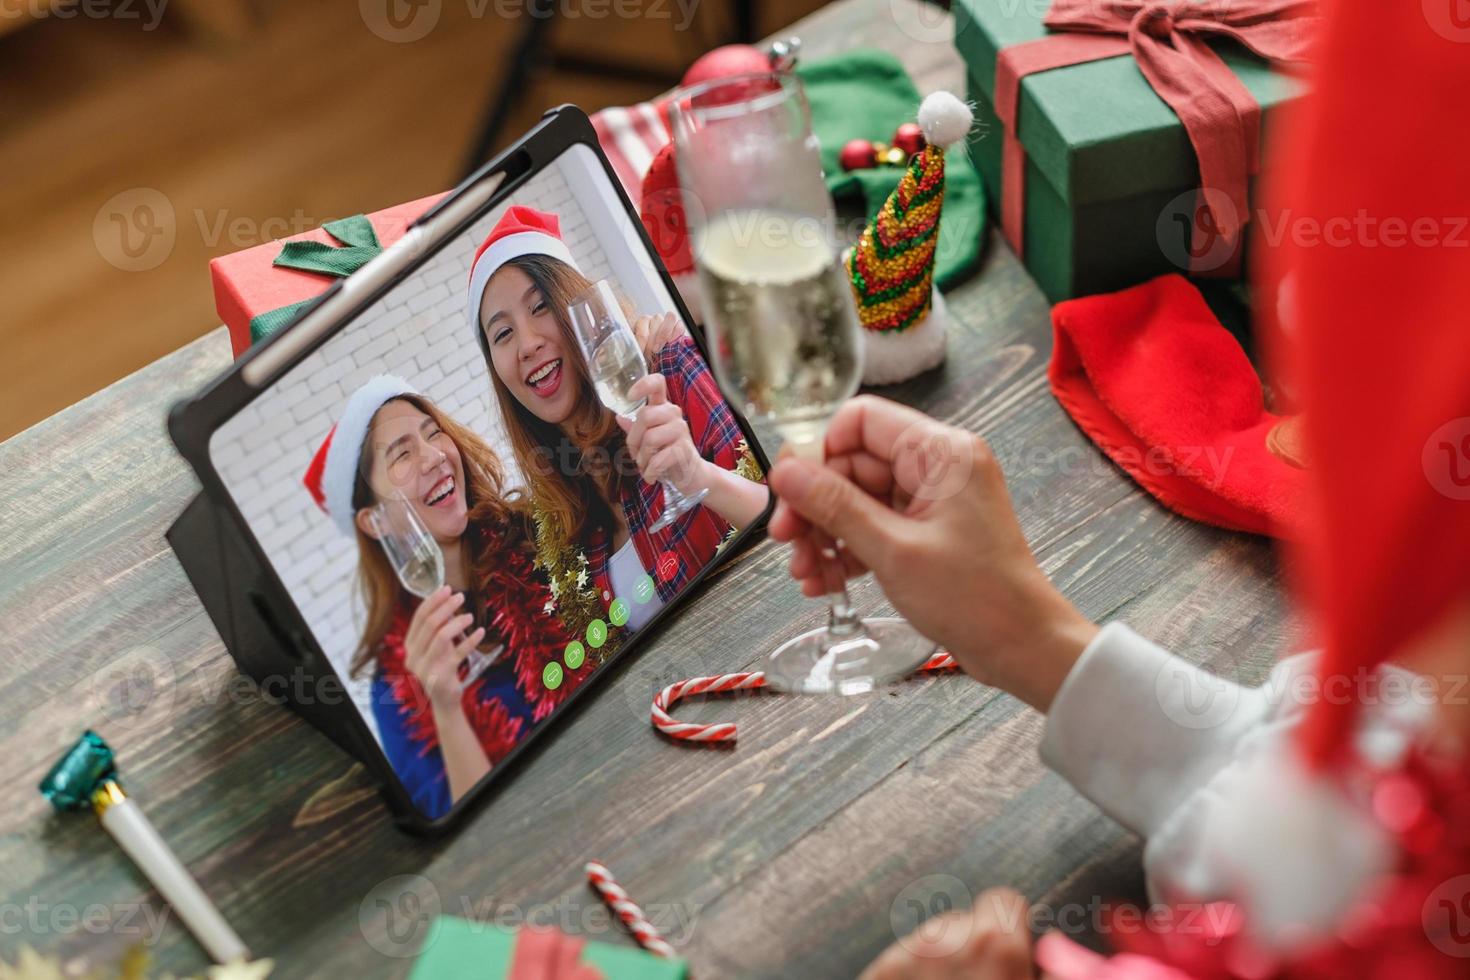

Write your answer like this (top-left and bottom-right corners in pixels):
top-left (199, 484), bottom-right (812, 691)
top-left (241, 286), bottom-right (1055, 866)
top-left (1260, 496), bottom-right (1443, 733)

top-left (407, 916), bottom-right (689, 979)
top-left (953, 0), bottom-right (1307, 302)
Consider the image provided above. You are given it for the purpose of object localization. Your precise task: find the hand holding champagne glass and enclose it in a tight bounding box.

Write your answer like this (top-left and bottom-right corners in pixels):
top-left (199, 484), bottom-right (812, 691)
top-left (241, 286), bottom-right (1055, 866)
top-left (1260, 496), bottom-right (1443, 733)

top-left (568, 278), bottom-right (709, 532)
top-left (370, 497), bottom-right (501, 689)
top-left (670, 70), bottom-right (938, 693)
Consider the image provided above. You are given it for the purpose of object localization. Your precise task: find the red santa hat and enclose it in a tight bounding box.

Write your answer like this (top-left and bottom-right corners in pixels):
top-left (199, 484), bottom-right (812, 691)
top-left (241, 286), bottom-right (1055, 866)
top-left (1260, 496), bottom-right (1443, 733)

top-left (466, 206), bottom-right (580, 332)
top-left (303, 374), bottom-right (419, 536)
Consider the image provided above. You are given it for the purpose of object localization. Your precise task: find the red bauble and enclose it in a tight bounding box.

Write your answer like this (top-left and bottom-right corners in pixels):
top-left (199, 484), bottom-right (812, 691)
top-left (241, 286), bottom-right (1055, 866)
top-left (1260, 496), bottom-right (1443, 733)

top-left (892, 121), bottom-right (926, 157)
top-left (840, 138), bottom-right (878, 172)
top-left (639, 142), bottom-right (694, 275)
top-left (681, 44), bottom-right (772, 87)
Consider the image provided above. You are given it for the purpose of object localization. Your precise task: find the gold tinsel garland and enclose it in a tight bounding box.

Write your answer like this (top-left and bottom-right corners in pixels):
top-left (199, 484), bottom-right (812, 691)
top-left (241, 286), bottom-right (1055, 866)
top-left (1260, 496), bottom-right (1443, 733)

top-left (719, 439), bottom-right (768, 553)
top-left (532, 508), bottom-right (624, 665)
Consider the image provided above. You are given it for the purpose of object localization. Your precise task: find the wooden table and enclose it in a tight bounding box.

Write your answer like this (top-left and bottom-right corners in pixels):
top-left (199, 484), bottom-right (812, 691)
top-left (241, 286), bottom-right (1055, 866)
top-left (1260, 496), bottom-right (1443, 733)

top-left (0, 1), bottom-right (1295, 976)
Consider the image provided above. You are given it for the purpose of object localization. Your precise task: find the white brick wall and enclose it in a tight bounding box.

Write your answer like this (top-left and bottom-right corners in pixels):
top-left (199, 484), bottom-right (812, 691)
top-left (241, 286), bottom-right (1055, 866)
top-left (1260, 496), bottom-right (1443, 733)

top-left (210, 147), bottom-right (677, 746)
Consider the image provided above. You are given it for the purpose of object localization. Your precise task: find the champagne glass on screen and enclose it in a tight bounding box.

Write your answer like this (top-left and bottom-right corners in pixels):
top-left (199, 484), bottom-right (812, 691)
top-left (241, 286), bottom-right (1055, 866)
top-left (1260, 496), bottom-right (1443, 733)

top-left (370, 497), bottom-right (501, 689)
top-left (669, 70), bottom-right (937, 694)
top-left (568, 278), bottom-right (709, 532)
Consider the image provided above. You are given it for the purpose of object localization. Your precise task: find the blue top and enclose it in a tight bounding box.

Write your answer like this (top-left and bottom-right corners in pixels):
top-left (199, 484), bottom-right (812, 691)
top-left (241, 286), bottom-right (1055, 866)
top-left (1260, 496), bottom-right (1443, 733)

top-left (372, 654), bottom-right (536, 820)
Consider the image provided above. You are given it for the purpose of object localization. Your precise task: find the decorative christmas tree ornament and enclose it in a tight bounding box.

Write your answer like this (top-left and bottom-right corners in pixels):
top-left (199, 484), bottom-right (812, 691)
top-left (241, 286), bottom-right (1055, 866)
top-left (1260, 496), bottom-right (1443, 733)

top-left (681, 43), bottom-right (778, 87)
top-left (839, 138), bottom-right (878, 172)
top-left (891, 121), bottom-right (926, 157)
top-left (40, 732), bottom-right (258, 968)
top-left (877, 144), bottom-right (909, 167)
top-left (844, 90), bottom-right (974, 385)
top-left (617, 37), bottom-right (804, 322)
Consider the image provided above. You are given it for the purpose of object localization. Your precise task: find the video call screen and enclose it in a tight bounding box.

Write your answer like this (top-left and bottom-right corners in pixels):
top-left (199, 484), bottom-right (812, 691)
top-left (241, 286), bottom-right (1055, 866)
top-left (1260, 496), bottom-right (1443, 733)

top-left (210, 144), bottom-right (767, 819)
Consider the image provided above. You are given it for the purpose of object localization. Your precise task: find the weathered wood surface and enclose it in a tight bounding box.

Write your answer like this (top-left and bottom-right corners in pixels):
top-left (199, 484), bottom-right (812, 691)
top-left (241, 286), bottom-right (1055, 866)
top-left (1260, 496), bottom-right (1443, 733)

top-left (0, 2), bottom-right (1294, 977)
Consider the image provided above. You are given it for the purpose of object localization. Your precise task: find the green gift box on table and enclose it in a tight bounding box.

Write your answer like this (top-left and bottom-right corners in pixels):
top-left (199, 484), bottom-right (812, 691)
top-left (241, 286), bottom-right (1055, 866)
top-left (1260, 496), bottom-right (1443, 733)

top-left (407, 917), bottom-right (689, 979)
top-left (953, 0), bottom-right (1310, 303)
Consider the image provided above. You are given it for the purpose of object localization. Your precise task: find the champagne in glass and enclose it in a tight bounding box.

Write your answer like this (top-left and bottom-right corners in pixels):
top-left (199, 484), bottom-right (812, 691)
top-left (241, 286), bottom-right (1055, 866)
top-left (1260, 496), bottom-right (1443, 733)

top-left (671, 70), bottom-right (938, 694)
top-left (588, 328), bottom-right (650, 418)
top-left (395, 535), bottom-right (446, 597)
top-left (370, 497), bottom-right (501, 688)
top-left (695, 208), bottom-right (862, 450)
top-left (568, 278), bottom-right (709, 532)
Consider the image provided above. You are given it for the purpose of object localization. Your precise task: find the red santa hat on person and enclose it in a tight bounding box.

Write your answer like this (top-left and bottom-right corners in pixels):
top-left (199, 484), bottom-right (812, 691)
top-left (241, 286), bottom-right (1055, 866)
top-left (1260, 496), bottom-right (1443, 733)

top-left (302, 374), bottom-right (419, 536)
top-left (466, 206), bottom-right (581, 333)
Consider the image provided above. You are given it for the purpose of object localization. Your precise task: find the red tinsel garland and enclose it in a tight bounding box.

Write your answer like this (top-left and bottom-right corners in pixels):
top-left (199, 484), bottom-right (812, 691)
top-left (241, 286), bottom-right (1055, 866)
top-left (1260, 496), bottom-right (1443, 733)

top-left (375, 534), bottom-right (593, 762)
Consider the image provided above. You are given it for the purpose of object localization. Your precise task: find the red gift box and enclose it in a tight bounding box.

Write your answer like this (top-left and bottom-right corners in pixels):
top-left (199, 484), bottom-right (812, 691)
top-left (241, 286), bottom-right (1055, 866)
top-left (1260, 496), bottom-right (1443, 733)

top-left (210, 193), bottom-right (445, 358)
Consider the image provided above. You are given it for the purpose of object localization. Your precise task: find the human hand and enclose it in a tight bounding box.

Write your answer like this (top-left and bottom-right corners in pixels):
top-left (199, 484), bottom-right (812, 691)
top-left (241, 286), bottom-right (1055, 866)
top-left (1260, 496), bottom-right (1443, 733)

top-left (403, 586), bottom-right (486, 710)
top-left (768, 396), bottom-right (1097, 711)
top-left (617, 372), bottom-right (712, 496)
top-left (631, 311), bottom-right (685, 366)
top-left (860, 887), bottom-right (1036, 980)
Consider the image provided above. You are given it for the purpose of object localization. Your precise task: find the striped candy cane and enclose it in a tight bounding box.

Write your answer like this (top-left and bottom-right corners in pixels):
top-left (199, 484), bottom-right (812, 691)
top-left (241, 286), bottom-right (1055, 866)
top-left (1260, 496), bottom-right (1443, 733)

top-left (651, 652), bottom-right (957, 743)
top-left (584, 861), bottom-right (676, 959)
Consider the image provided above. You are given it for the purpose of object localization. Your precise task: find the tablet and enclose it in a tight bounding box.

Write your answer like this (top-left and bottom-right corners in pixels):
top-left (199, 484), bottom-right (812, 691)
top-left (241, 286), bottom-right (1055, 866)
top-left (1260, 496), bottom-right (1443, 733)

top-left (168, 106), bottom-right (772, 832)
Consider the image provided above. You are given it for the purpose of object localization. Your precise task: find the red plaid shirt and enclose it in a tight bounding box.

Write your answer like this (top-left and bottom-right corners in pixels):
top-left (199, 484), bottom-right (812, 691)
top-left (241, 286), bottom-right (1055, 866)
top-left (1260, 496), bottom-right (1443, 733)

top-left (584, 335), bottom-right (750, 607)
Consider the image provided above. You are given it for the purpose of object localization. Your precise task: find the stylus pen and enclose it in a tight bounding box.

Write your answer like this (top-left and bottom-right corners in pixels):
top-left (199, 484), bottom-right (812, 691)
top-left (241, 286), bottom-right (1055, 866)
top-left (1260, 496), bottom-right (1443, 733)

top-left (40, 731), bottom-right (252, 966)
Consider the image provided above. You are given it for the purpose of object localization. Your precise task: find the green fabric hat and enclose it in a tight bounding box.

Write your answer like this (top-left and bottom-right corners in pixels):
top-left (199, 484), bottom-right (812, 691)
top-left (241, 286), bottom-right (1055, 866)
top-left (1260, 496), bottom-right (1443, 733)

top-left (797, 48), bottom-right (986, 291)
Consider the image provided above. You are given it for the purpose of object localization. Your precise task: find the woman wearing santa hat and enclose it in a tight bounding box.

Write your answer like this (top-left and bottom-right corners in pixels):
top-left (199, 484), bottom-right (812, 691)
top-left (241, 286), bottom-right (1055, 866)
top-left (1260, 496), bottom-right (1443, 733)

top-left (467, 206), bottom-right (768, 634)
top-left (303, 376), bottom-right (590, 819)
top-left (765, 1), bottom-right (1470, 974)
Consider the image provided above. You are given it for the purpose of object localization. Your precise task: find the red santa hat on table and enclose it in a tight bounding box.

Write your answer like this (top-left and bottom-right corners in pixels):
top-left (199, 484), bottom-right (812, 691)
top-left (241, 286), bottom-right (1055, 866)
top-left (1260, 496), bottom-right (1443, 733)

top-left (302, 374), bottom-right (419, 536)
top-left (466, 206), bottom-right (581, 332)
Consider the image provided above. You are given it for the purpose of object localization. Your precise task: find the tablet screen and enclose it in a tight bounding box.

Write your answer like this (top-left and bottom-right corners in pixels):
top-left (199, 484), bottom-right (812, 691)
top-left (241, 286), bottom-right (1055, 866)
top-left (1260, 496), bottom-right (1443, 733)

top-left (207, 144), bottom-right (768, 820)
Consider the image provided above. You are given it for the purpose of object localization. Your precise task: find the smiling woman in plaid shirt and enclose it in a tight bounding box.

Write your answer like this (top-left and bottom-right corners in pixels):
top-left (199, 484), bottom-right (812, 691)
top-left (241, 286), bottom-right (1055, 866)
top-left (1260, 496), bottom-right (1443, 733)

top-left (468, 207), bottom-right (768, 630)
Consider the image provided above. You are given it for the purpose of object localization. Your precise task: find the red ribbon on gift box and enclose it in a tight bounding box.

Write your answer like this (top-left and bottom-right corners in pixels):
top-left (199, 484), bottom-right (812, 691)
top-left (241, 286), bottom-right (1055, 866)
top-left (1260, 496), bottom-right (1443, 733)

top-left (995, 0), bottom-right (1319, 274)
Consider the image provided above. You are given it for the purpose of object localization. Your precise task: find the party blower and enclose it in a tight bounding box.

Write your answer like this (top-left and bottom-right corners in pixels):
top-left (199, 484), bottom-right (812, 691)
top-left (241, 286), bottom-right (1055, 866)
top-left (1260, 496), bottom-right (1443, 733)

top-left (39, 730), bottom-right (259, 968)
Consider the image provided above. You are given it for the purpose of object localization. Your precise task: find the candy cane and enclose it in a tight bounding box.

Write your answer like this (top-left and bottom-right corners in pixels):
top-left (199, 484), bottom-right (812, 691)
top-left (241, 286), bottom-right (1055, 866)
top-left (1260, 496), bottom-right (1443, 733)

top-left (651, 651), bottom-right (957, 743)
top-left (584, 861), bottom-right (676, 959)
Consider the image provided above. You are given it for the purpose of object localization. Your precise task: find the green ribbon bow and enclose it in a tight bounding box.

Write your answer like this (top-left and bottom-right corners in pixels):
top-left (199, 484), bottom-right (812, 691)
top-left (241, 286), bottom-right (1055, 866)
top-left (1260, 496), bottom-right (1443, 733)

top-left (248, 214), bottom-right (383, 345)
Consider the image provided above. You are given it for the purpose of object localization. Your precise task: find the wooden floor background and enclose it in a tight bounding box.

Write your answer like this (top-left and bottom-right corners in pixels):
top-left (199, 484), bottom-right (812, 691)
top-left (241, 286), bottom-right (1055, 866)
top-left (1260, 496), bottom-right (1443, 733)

top-left (0, 0), bottom-right (823, 440)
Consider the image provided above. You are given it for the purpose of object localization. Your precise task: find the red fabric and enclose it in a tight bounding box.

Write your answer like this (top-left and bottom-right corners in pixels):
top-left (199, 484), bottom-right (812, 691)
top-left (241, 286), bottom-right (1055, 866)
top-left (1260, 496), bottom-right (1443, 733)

top-left (470, 205), bottom-right (567, 269)
top-left (1050, 274), bottom-right (1303, 537)
top-left (639, 142), bottom-right (694, 275)
top-left (209, 194), bottom-right (442, 358)
top-left (1268, 2), bottom-right (1470, 768)
top-left (996, 0), bottom-right (1318, 267)
top-left (302, 424), bottom-right (335, 511)
top-left (1040, 750), bottom-right (1470, 978)
top-left (507, 927), bottom-right (605, 980)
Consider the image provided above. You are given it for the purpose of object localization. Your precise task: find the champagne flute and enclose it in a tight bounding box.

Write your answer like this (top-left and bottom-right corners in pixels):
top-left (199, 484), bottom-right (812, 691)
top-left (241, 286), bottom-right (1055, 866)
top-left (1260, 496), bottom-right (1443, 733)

top-left (568, 278), bottom-right (709, 532)
top-left (670, 70), bottom-right (938, 694)
top-left (369, 497), bottom-right (501, 689)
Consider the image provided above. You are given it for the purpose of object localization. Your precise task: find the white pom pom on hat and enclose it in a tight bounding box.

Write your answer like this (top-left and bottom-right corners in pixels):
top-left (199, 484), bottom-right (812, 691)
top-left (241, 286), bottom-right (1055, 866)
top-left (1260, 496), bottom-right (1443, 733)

top-left (917, 91), bottom-right (975, 149)
top-left (303, 374), bottom-right (420, 537)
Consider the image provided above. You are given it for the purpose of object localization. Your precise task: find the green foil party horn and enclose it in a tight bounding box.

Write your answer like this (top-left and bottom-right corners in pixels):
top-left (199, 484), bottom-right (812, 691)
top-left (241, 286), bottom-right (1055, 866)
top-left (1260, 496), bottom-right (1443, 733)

top-left (40, 730), bottom-right (251, 965)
